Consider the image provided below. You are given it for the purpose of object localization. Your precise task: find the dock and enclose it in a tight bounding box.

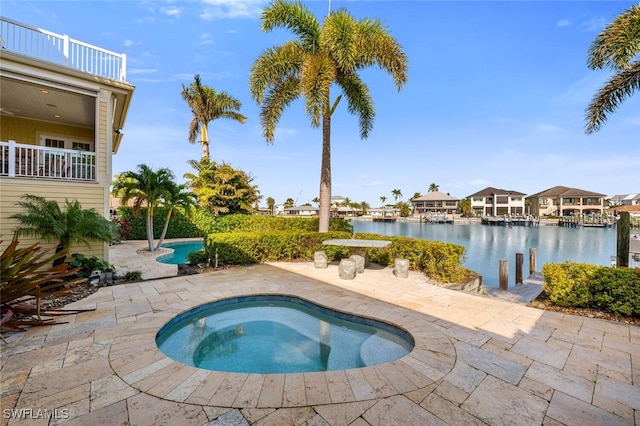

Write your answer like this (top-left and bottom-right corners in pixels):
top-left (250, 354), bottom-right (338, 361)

top-left (484, 272), bottom-right (544, 304)
top-left (421, 214), bottom-right (453, 224)
top-left (558, 217), bottom-right (616, 228)
top-left (373, 216), bottom-right (396, 222)
top-left (481, 216), bottom-right (539, 227)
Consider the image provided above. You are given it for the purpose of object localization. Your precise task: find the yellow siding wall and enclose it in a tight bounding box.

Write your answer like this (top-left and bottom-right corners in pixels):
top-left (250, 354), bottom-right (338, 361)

top-left (0, 116), bottom-right (94, 146)
top-left (0, 179), bottom-right (108, 260)
top-left (98, 100), bottom-right (108, 175)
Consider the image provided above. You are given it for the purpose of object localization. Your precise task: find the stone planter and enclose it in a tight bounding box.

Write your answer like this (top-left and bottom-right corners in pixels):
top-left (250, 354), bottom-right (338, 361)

top-left (393, 258), bottom-right (409, 278)
top-left (338, 259), bottom-right (357, 280)
top-left (314, 251), bottom-right (328, 269)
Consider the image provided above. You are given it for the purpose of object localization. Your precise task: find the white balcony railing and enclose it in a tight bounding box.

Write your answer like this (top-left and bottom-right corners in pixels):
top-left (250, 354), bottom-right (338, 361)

top-left (0, 16), bottom-right (126, 81)
top-left (1, 140), bottom-right (96, 181)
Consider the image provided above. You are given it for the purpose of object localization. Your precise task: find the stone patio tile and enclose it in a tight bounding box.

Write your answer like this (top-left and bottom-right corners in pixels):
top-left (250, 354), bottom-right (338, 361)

top-left (126, 392), bottom-right (208, 426)
top-left (324, 370), bottom-right (355, 403)
top-left (440, 324), bottom-right (491, 347)
top-left (241, 408), bottom-right (276, 424)
top-left (204, 408), bottom-right (249, 426)
top-left (362, 395), bottom-right (445, 426)
top-left (2, 343), bottom-right (68, 374)
top-left (462, 375), bottom-right (547, 425)
top-left (89, 374), bottom-right (139, 411)
top-left (232, 373), bottom-right (266, 408)
top-left (63, 342), bottom-right (110, 367)
top-left (509, 335), bottom-right (571, 369)
top-left (1, 336), bottom-right (46, 357)
top-left (45, 398), bottom-right (89, 426)
top-left (374, 363), bottom-right (418, 394)
top-left (546, 391), bottom-right (629, 426)
top-left (303, 372), bottom-right (332, 406)
top-left (252, 407), bottom-right (315, 426)
top-left (146, 364), bottom-right (199, 398)
top-left (517, 376), bottom-right (554, 401)
top-left (124, 358), bottom-right (181, 391)
top-left (208, 373), bottom-right (249, 407)
top-left (433, 380), bottom-right (469, 405)
top-left (257, 374), bottom-right (284, 408)
top-left (21, 356), bottom-right (112, 397)
top-left (17, 384), bottom-right (89, 414)
top-left (592, 374), bottom-right (640, 419)
top-left (57, 400), bottom-right (128, 426)
top-left (524, 361), bottom-right (594, 403)
top-left (163, 368), bottom-right (211, 403)
top-left (602, 332), bottom-right (639, 354)
top-left (359, 367), bottom-right (397, 398)
top-left (479, 338), bottom-right (532, 369)
top-left (345, 369), bottom-right (376, 401)
top-left (0, 370), bottom-right (29, 398)
top-left (454, 341), bottom-right (526, 385)
top-left (403, 382), bottom-right (438, 405)
top-left (421, 392), bottom-right (486, 426)
top-left (391, 360), bottom-right (434, 389)
top-left (314, 400), bottom-right (376, 425)
top-left (564, 344), bottom-right (632, 384)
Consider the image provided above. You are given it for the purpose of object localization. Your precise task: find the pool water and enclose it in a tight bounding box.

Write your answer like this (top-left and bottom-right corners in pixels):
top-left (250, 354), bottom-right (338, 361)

top-left (156, 295), bottom-right (414, 374)
top-left (156, 241), bottom-right (204, 264)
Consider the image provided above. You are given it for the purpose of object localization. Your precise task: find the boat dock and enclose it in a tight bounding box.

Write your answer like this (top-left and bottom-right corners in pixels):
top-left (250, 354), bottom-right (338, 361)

top-left (481, 216), bottom-right (540, 227)
top-left (484, 272), bottom-right (544, 304)
top-left (421, 214), bottom-right (453, 224)
top-left (558, 216), bottom-right (616, 228)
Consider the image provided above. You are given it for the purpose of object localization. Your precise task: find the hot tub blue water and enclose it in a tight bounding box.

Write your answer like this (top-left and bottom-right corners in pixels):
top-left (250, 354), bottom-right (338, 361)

top-left (156, 295), bottom-right (414, 374)
top-left (156, 241), bottom-right (204, 264)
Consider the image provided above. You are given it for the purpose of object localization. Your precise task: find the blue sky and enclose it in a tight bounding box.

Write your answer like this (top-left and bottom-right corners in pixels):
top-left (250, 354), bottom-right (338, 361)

top-left (3, 1), bottom-right (639, 207)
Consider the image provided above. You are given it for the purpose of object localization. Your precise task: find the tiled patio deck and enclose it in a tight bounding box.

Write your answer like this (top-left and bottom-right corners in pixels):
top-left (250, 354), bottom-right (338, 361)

top-left (1, 240), bottom-right (638, 425)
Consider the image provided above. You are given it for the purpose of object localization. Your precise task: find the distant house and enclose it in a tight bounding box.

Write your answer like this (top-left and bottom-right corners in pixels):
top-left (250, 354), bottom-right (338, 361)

top-left (284, 205), bottom-right (319, 216)
top-left (526, 186), bottom-right (605, 217)
top-left (467, 187), bottom-right (526, 216)
top-left (331, 195), bottom-right (347, 207)
top-left (607, 193), bottom-right (640, 207)
top-left (412, 191), bottom-right (460, 216)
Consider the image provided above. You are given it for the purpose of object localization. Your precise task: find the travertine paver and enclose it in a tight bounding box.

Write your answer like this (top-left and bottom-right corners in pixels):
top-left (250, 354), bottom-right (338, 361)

top-left (0, 239), bottom-right (638, 426)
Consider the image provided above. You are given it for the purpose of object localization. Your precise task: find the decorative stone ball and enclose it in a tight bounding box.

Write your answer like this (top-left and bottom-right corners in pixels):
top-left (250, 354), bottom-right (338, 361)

top-left (339, 259), bottom-right (357, 280)
top-left (350, 254), bottom-right (365, 273)
top-left (394, 258), bottom-right (409, 278)
top-left (314, 251), bottom-right (328, 269)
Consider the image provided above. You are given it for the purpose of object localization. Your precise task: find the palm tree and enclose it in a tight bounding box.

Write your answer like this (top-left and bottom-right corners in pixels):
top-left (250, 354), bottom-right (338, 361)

top-left (181, 74), bottom-right (247, 159)
top-left (380, 196), bottom-right (387, 206)
top-left (284, 198), bottom-right (295, 208)
top-left (10, 194), bottom-right (115, 266)
top-left (112, 164), bottom-right (175, 252)
top-left (155, 182), bottom-right (197, 250)
top-left (267, 197), bottom-right (276, 214)
top-left (585, 4), bottom-right (640, 134)
top-left (429, 183), bottom-right (439, 192)
top-left (312, 197), bottom-right (320, 206)
top-left (391, 189), bottom-right (402, 204)
top-left (249, 0), bottom-right (408, 232)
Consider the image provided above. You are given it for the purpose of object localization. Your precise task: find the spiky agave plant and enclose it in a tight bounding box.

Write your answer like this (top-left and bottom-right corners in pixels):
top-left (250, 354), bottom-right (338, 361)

top-left (1, 234), bottom-right (92, 334)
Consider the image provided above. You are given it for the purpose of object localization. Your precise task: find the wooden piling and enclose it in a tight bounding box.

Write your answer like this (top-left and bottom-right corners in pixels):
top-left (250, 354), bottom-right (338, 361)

top-left (499, 259), bottom-right (508, 290)
top-left (516, 253), bottom-right (523, 284)
top-left (617, 212), bottom-right (630, 268)
top-left (529, 248), bottom-right (536, 274)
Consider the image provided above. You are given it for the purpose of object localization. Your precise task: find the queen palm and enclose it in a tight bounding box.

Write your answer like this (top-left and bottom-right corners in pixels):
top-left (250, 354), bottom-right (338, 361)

top-left (181, 74), bottom-right (247, 159)
top-left (111, 164), bottom-right (175, 252)
top-left (155, 182), bottom-right (197, 250)
top-left (585, 4), bottom-right (640, 134)
top-left (249, 0), bottom-right (408, 232)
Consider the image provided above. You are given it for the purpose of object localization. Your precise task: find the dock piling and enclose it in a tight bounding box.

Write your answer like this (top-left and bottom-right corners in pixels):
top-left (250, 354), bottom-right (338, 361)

top-left (516, 253), bottom-right (523, 284)
top-left (499, 259), bottom-right (508, 290)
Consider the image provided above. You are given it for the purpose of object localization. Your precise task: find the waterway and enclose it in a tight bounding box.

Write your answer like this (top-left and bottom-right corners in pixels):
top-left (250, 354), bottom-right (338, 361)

top-left (351, 220), bottom-right (620, 287)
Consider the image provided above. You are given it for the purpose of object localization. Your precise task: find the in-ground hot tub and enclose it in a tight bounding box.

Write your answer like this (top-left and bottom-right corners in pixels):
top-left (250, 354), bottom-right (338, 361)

top-left (156, 295), bottom-right (415, 374)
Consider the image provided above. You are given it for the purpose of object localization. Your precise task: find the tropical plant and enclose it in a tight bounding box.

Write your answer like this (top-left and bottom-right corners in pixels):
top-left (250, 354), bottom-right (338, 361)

top-left (112, 164), bottom-right (175, 252)
top-left (312, 197), bottom-right (320, 206)
top-left (154, 182), bottom-right (197, 250)
top-left (1, 234), bottom-right (89, 333)
top-left (460, 197), bottom-right (472, 217)
top-left (380, 196), bottom-right (387, 206)
top-left (70, 253), bottom-right (114, 278)
top-left (181, 74), bottom-right (247, 159)
top-left (266, 197), bottom-right (276, 214)
top-left (360, 201), bottom-right (370, 215)
top-left (249, 0), bottom-right (408, 232)
top-left (585, 4), bottom-right (640, 134)
top-left (10, 195), bottom-right (116, 266)
top-left (184, 158), bottom-right (260, 216)
top-left (429, 183), bottom-right (439, 192)
top-left (391, 189), bottom-right (402, 203)
top-left (284, 198), bottom-right (295, 208)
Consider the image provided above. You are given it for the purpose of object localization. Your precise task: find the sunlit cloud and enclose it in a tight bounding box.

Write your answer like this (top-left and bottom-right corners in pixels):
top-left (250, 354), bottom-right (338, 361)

top-left (579, 17), bottom-right (606, 32)
top-left (162, 6), bottom-right (182, 18)
top-left (129, 68), bottom-right (158, 74)
top-left (534, 123), bottom-right (563, 133)
top-left (199, 0), bottom-right (266, 20)
top-left (556, 19), bottom-right (571, 28)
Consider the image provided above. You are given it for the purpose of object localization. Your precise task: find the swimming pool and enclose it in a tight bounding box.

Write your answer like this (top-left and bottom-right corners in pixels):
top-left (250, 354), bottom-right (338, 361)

top-left (156, 241), bottom-right (204, 264)
top-left (156, 295), bottom-right (414, 374)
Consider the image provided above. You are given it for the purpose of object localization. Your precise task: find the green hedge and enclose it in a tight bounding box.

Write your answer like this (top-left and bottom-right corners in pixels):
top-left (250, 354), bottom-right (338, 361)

top-left (206, 214), bottom-right (353, 234)
top-left (116, 207), bottom-right (203, 240)
top-left (542, 262), bottom-right (640, 317)
top-left (203, 231), bottom-right (352, 264)
top-left (353, 233), bottom-right (468, 283)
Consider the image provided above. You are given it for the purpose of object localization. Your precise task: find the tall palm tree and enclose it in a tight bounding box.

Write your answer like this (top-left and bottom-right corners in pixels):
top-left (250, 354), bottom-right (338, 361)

top-left (10, 194), bottom-right (115, 266)
top-left (380, 196), bottom-right (387, 206)
top-left (112, 164), bottom-right (175, 252)
top-left (266, 197), bottom-right (276, 214)
top-left (249, 0), bottom-right (408, 232)
top-left (391, 189), bottom-right (402, 204)
top-left (181, 74), bottom-right (247, 159)
top-left (155, 182), bottom-right (197, 250)
top-left (428, 183), bottom-right (439, 192)
top-left (585, 4), bottom-right (640, 134)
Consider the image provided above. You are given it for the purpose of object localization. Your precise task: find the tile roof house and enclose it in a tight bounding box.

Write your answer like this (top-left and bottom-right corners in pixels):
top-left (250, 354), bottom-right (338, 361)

top-left (0, 17), bottom-right (135, 261)
top-left (525, 186), bottom-right (606, 217)
top-left (467, 187), bottom-right (526, 216)
top-left (607, 193), bottom-right (640, 207)
top-left (412, 191), bottom-right (460, 217)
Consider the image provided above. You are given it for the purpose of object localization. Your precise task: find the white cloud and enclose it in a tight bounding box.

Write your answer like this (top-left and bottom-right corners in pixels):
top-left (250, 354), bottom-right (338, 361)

top-left (534, 123), bottom-right (563, 133)
top-left (129, 68), bottom-right (158, 75)
top-left (579, 17), bottom-right (606, 32)
top-left (556, 19), bottom-right (571, 28)
top-left (162, 6), bottom-right (182, 18)
top-left (199, 0), bottom-right (266, 20)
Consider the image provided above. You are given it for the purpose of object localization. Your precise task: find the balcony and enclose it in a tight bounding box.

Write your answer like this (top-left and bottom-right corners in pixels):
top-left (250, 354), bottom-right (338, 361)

top-left (1, 140), bottom-right (96, 181)
top-left (0, 16), bottom-right (126, 81)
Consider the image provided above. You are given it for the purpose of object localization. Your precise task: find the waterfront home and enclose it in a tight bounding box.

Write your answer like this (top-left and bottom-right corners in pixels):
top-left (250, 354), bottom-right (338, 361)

top-left (467, 187), bottom-right (526, 216)
top-left (412, 191), bottom-right (460, 217)
top-left (285, 205), bottom-right (319, 216)
top-left (0, 17), bottom-right (135, 261)
top-left (608, 193), bottom-right (640, 207)
top-left (526, 186), bottom-right (605, 217)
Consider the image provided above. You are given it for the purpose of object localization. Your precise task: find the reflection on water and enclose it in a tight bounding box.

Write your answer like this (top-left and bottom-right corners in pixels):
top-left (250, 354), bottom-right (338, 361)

top-left (352, 221), bottom-right (618, 287)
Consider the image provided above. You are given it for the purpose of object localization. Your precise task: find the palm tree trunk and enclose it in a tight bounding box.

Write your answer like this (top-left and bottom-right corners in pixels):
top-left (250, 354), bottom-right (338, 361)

top-left (155, 210), bottom-right (172, 251)
top-left (318, 112), bottom-right (331, 233)
top-left (201, 125), bottom-right (210, 159)
top-left (146, 208), bottom-right (155, 252)
top-left (52, 242), bottom-right (67, 266)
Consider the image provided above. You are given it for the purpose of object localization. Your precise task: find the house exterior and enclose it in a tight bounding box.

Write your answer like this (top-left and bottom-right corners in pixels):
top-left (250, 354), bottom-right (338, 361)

top-left (467, 187), bottom-right (526, 216)
top-left (412, 191), bottom-right (460, 216)
top-left (526, 186), bottom-right (606, 217)
top-left (0, 17), bottom-right (135, 261)
top-left (284, 205), bottom-right (319, 216)
top-left (607, 193), bottom-right (640, 207)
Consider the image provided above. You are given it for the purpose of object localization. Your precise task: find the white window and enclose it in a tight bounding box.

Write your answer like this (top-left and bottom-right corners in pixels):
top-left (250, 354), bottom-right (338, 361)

top-left (40, 135), bottom-right (93, 151)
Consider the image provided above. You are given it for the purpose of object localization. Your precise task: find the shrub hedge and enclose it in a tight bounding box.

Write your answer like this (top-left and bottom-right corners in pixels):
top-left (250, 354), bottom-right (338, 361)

top-left (542, 262), bottom-right (640, 317)
top-left (116, 207), bottom-right (202, 240)
top-left (206, 214), bottom-right (354, 234)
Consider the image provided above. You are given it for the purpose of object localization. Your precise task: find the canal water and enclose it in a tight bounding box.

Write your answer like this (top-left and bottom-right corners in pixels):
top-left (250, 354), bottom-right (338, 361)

top-left (351, 220), bottom-right (619, 287)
